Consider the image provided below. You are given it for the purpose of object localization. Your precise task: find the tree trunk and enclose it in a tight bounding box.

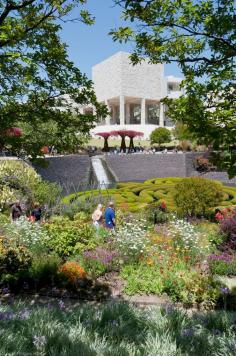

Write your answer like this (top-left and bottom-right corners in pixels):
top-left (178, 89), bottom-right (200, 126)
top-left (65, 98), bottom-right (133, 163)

top-left (103, 137), bottom-right (109, 152)
top-left (129, 137), bottom-right (134, 151)
top-left (120, 136), bottom-right (126, 151)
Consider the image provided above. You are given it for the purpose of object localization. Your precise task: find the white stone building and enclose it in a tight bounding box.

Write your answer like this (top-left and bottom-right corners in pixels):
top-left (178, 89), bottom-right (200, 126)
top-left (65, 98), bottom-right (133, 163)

top-left (84, 52), bottom-right (183, 138)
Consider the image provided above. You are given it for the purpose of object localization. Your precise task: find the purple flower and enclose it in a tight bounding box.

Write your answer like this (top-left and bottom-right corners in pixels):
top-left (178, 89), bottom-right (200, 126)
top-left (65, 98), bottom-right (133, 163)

top-left (18, 309), bottom-right (30, 320)
top-left (58, 300), bottom-right (65, 310)
top-left (208, 253), bottom-right (236, 262)
top-left (181, 328), bottom-right (195, 337)
top-left (1, 287), bottom-right (10, 295)
top-left (33, 335), bottom-right (46, 349)
top-left (212, 329), bottom-right (221, 336)
top-left (164, 304), bottom-right (175, 315)
top-left (0, 311), bottom-right (15, 320)
top-left (220, 287), bottom-right (230, 295)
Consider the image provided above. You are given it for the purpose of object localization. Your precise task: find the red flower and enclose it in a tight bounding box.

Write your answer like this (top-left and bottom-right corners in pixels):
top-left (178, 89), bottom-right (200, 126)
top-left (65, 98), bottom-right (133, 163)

top-left (215, 212), bottom-right (224, 221)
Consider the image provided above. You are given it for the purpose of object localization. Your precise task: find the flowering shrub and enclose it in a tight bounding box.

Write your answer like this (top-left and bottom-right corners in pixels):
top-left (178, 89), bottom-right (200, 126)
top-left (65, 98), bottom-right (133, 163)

top-left (58, 262), bottom-right (86, 284)
top-left (114, 219), bottom-right (149, 262)
top-left (0, 160), bottom-right (60, 211)
top-left (2, 217), bottom-right (48, 253)
top-left (215, 206), bottom-right (236, 222)
top-left (219, 216), bottom-right (236, 252)
top-left (168, 218), bottom-right (210, 262)
top-left (80, 247), bottom-right (120, 277)
top-left (122, 261), bottom-right (220, 306)
top-left (43, 216), bottom-right (100, 256)
top-left (0, 236), bottom-right (32, 276)
top-left (208, 253), bottom-right (236, 275)
top-left (174, 177), bottom-right (223, 217)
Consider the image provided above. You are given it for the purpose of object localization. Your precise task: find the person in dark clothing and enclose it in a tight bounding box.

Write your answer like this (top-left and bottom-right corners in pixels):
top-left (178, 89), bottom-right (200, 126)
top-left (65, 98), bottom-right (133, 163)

top-left (11, 201), bottom-right (22, 221)
top-left (31, 203), bottom-right (42, 222)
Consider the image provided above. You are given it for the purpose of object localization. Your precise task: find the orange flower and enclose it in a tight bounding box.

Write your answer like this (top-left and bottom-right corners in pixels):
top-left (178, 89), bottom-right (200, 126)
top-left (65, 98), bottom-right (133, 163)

top-left (59, 262), bottom-right (86, 284)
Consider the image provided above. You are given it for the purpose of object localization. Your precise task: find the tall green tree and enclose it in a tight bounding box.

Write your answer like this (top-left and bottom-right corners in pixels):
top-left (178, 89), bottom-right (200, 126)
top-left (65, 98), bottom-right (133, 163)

top-left (111, 0), bottom-right (236, 176)
top-left (0, 0), bottom-right (107, 159)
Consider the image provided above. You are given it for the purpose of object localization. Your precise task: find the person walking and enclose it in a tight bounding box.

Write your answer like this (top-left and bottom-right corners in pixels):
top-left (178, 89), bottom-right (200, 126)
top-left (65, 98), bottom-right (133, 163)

top-left (11, 201), bottom-right (22, 221)
top-left (105, 201), bottom-right (116, 230)
top-left (92, 204), bottom-right (103, 229)
top-left (30, 203), bottom-right (42, 222)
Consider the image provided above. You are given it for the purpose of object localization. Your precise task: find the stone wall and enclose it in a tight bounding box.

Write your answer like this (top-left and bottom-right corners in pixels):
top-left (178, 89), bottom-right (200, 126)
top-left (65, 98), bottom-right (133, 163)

top-left (104, 154), bottom-right (187, 182)
top-left (34, 155), bottom-right (91, 194)
top-left (105, 153), bottom-right (236, 186)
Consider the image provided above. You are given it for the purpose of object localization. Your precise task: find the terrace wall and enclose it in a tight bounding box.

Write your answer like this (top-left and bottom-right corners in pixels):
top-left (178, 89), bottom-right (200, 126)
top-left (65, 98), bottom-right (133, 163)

top-left (34, 155), bottom-right (91, 194)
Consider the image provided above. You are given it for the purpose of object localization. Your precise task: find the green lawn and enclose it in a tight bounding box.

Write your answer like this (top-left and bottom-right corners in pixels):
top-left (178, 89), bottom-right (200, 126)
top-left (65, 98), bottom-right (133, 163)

top-left (88, 138), bottom-right (178, 148)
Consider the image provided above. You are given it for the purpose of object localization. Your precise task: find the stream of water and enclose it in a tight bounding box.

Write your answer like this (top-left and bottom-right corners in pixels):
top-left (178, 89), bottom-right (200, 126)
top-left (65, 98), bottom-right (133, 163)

top-left (91, 156), bottom-right (112, 189)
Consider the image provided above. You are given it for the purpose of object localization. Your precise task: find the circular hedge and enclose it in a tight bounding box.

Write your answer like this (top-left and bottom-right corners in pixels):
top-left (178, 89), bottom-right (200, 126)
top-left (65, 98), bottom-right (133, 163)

top-left (63, 178), bottom-right (236, 213)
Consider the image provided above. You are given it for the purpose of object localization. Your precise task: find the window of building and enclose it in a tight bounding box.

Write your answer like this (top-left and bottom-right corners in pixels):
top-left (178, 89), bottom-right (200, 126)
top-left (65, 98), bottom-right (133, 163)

top-left (110, 106), bottom-right (120, 125)
top-left (130, 104), bottom-right (141, 124)
top-left (168, 83), bottom-right (180, 93)
top-left (146, 104), bottom-right (160, 125)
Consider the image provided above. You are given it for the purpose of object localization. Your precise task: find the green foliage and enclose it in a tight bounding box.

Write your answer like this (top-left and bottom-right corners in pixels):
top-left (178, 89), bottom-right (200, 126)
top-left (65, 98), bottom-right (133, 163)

top-left (112, 0), bottom-right (236, 176)
top-left (43, 216), bottom-right (100, 257)
top-left (0, 0), bottom-right (107, 158)
top-left (0, 236), bottom-right (32, 277)
top-left (146, 206), bottom-right (169, 224)
top-left (28, 253), bottom-right (62, 286)
top-left (1, 301), bottom-right (236, 355)
top-left (172, 122), bottom-right (193, 142)
top-left (122, 262), bottom-right (220, 305)
top-left (0, 160), bottom-right (61, 211)
top-left (174, 177), bottom-right (224, 217)
top-left (65, 177), bottom-right (236, 214)
top-left (209, 259), bottom-right (236, 276)
top-left (150, 127), bottom-right (171, 146)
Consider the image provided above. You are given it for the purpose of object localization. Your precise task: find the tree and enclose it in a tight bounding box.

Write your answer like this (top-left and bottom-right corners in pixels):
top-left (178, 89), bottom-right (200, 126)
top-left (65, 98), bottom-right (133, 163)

top-left (150, 127), bottom-right (171, 146)
top-left (0, 1), bottom-right (107, 160)
top-left (125, 130), bottom-right (143, 151)
top-left (95, 132), bottom-right (112, 152)
top-left (111, 0), bottom-right (236, 175)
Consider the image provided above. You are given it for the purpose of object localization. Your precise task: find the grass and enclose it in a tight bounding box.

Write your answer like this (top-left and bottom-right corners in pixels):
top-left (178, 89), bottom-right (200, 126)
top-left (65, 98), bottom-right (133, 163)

top-left (87, 138), bottom-right (178, 148)
top-left (1, 300), bottom-right (236, 355)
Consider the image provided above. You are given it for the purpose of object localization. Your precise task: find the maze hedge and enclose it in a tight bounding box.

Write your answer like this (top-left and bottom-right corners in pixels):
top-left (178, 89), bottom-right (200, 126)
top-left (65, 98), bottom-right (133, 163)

top-left (63, 178), bottom-right (236, 213)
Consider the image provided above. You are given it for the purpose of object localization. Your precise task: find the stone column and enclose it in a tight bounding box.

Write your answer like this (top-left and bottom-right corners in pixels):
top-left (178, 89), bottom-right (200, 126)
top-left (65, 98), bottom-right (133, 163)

top-left (159, 102), bottom-right (164, 127)
top-left (105, 100), bottom-right (111, 125)
top-left (125, 102), bottom-right (130, 124)
top-left (119, 95), bottom-right (125, 126)
top-left (141, 98), bottom-right (146, 125)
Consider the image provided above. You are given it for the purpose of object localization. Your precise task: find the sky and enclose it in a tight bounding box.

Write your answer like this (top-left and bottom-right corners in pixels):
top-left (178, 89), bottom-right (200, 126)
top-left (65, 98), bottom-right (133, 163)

top-left (60, 0), bottom-right (183, 79)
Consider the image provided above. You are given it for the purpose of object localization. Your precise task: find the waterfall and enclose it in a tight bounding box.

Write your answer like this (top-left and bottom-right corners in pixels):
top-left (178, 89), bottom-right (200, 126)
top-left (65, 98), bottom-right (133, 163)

top-left (91, 156), bottom-right (111, 189)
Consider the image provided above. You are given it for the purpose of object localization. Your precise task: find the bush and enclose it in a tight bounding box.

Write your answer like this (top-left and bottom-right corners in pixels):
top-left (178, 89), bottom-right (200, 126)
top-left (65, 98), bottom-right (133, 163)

top-left (79, 247), bottom-right (120, 278)
top-left (219, 216), bottom-right (236, 252)
top-left (29, 253), bottom-right (62, 286)
top-left (174, 177), bottom-right (223, 217)
top-left (114, 219), bottom-right (149, 263)
top-left (2, 216), bottom-right (49, 254)
top-left (58, 261), bottom-right (86, 284)
top-left (0, 160), bottom-right (61, 212)
top-left (150, 127), bottom-right (172, 146)
top-left (122, 262), bottom-right (220, 305)
top-left (43, 216), bottom-right (100, 257)
top-left (0, 236), bottom-right (32, 277)
top-left (208, 253), bottom-right (236, 276)
top-left (146, 204), bottom-right (169, 224)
